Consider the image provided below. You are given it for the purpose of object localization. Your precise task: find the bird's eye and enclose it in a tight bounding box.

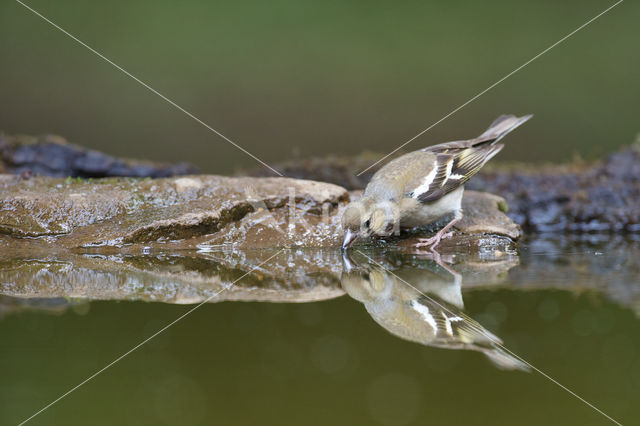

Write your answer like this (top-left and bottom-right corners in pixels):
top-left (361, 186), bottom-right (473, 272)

top-left (364, 219), bottom-right (370, 228)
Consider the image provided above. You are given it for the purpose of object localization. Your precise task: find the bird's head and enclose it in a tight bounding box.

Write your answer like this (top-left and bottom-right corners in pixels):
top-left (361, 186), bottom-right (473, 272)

top-left (341, 198), bottom-right (399, 248)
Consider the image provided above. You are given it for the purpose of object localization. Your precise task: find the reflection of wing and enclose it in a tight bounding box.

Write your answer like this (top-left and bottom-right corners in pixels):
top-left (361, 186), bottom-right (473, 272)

top-left (340, 255), bottom-right (528, 371)
top-left (408, 297), bottom-right (528, 371)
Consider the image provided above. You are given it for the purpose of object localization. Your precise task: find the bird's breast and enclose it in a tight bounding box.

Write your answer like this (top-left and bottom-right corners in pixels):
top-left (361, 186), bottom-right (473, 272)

top-left (399, 186), bottom-right (464, 228)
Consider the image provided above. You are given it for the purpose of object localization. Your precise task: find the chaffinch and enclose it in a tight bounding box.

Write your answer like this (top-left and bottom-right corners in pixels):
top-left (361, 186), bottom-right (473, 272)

top-left (342, 114), bottom-right (532, 249)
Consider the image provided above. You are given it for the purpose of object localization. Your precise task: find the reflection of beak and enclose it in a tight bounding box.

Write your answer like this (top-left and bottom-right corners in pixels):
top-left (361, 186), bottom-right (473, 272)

top-left (342, 229), bottom-right (358, 249)
top-left (341, 251), bottom-right (356, 272)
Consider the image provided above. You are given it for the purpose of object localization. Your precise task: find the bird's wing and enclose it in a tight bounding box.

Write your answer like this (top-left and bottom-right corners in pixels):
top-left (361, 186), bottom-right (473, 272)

top-left (404, 145), bottom-right (502, 203)
top-left (405, 114), bottom-right (531, 203)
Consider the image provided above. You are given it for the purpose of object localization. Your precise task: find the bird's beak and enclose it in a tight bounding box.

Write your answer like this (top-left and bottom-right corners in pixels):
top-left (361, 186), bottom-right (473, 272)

top-left (342, 229), bottom-right (358, 249)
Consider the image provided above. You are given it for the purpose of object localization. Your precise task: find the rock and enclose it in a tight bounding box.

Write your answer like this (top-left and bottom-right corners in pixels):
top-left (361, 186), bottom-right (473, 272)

top-left (0, 132), bottom-right (199, 178)
top-left (0, 175), bottom-right (349, 248)
top-left (457, 191), bottom-right (520, 239)
top-left (506, 150), bottom-right (637, 234)
top-left (467, 147), bottom-right (640, 232)
top-left (0, 172), bottom-right (517, 249)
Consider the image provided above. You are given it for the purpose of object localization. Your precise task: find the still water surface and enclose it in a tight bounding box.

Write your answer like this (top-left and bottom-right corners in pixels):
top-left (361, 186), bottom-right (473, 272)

top-left (1, 235), bottom-right (639, 425)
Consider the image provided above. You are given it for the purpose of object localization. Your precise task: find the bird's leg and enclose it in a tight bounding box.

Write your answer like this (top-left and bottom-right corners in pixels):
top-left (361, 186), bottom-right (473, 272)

top-left (414, 210), bottom-right (463, 250)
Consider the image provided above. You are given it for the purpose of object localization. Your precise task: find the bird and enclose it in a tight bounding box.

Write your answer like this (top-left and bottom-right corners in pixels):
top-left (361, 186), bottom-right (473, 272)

top-left (341, 114), bottom-right (532, 249)
top-left (340, 252), bottom-right (529, 370)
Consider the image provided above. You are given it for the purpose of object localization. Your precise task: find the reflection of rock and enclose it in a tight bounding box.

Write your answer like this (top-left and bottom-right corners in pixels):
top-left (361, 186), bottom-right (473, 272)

top-left (0, 171), bottom-right (517, 249)
top-left (0, 132), bottom-right (199, 178)
top-left (0, 237), bottom-right (518, 307)
top-left (341, 252), bottom-right (528, 370)
top-left (0, 249), bottom-right (345, 304)
top-left (495, 235), bottom-right (640, 315)
top-left (0, 295), bottom-right (82, 318)
top-left (4, 235), bottom-right (640, 322)
top-left (0, 241), bottom-right (520, 307)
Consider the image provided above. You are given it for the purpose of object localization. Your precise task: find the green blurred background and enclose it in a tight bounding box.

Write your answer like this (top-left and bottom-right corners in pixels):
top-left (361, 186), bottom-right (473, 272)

top-left (1, 0), bottom-right (637, 174)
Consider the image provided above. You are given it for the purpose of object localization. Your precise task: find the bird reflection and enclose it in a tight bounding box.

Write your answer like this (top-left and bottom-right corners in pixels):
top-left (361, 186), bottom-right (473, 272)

top-left (341, 252), bottom-right (528, 371)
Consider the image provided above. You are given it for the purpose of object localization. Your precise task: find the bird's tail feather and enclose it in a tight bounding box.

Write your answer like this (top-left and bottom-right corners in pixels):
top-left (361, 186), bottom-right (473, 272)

top-left (479, 114), bottom-right (533, 144)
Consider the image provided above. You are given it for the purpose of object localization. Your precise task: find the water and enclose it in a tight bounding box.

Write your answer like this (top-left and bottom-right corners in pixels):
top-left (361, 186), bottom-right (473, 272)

top-left (1, 236), bottom-right (639, 425)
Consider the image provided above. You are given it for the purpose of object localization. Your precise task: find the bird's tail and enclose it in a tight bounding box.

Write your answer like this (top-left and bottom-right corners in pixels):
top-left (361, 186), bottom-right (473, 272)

top-left (479, 114), bottom-right (533, 144)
